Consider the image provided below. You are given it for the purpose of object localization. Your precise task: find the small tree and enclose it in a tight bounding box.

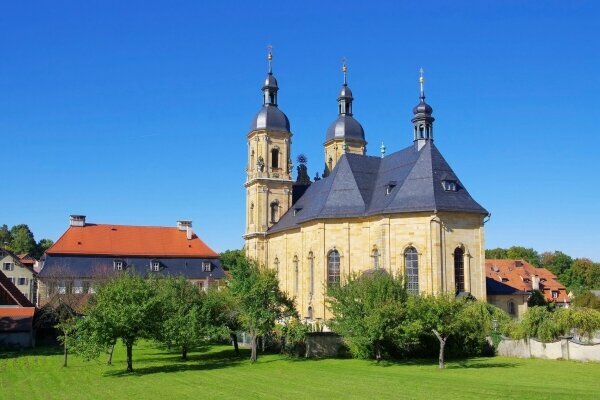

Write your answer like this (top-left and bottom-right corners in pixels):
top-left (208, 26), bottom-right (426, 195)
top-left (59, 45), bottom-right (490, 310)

top-left (228, 256), bottom-right (295, 362)
top-left (527, 290), bottom-right (548, 308)
top-left (414, 294), bottom-right (469, 368)
top-left (327, 271), bottom-right (408, 361)
top-left (76, 274), bottom-right (160, 372)
top-left (202, 287), bottom-right (242, 355)
top-left (154, 277), bottom-right (205, 360)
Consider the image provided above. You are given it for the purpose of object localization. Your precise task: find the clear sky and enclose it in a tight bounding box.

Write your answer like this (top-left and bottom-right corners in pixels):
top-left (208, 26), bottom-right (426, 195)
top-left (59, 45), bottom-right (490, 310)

top-left (1, 1), bottom-right (599, 260)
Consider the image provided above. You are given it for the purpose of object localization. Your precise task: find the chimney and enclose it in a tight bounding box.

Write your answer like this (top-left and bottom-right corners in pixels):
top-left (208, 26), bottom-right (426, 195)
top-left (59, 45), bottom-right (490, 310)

top-left (70, 215), bottom-right (86, 227)
top-left (531, 274), bottom-right (540, 291)
top-left (177, 220), bottom-right (193, 240)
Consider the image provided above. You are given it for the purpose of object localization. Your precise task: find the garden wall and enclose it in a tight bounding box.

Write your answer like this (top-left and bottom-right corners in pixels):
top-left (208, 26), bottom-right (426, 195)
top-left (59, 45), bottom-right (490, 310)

top-left (497, 337), bottom-right (600, 362)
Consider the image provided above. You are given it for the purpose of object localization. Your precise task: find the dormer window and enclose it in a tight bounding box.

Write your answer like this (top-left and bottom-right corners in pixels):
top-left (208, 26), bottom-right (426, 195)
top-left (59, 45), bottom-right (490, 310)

top-left (293, 207), bottom-right (302, 216)
top-left (202, 261), bottom-right (212, 272)
top-left (113, 260), bottom-right (124, 271)
top-left (386, 181), bottom-right (397, 195)
top-left (151, 260), bottom-right (160, 272)
top-left (442, 180), bottom-right (457, 192)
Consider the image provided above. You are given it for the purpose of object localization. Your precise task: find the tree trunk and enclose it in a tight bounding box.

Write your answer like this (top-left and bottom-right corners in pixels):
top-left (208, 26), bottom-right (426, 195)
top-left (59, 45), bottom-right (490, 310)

top-left (261, 336), bottom-right (265, 352)
top-left (432, 329), bottom-right (446, 369)
top-left (107, 343), bottom-right (115, 365)
top-left (230, 332), bottom-right (239, 355)
top-left (375, 342), bottom-right (382, 363)
top-left (126, 342), bottom-right (133, 372)
top-left (250, 334), bottom-right (258, 363)
top-left (182, 346), bottom-right (188, 361)
top-left (63, 333), bottom-right (68, 367)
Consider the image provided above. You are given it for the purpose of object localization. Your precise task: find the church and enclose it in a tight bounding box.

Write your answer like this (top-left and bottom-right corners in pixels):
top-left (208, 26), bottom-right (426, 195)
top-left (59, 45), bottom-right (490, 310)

top-left (244, 51), bottom-right (489, 321)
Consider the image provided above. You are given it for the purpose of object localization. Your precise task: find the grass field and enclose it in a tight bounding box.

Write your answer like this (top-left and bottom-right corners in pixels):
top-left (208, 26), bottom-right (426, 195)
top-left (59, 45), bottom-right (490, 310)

top-left (1, 342), bottom-right (599, 399)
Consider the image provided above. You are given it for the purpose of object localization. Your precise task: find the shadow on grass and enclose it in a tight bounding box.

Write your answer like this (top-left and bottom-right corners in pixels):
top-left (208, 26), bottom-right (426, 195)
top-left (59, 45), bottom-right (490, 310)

top-left (104, 348), bottom-right (248, 377)
top-left (0, 345), bottom-right (63, 359)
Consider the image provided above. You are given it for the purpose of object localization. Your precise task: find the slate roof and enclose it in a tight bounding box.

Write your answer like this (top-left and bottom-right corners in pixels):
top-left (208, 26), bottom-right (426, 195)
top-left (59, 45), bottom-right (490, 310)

top-left (47, 224), bottom-right (219, 258)
top-left (39, 255), bottom-right (225, 280)
top-left (269, 141), bottom-right (487, 234)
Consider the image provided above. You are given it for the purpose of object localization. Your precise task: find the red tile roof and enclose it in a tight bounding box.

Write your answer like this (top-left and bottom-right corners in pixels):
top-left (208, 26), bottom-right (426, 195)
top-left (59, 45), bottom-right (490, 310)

top-left (46, 224), bottom-right (219, 258)
top-left (486, 259), bottom-right (570, 303)
top-left (0, 307), bottom-right (35, 332)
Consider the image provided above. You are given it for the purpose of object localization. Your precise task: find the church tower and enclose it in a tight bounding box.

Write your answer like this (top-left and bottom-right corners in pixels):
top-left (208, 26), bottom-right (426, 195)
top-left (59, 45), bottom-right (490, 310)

top-left (244, 48), bottom-right (293, 263)
top-left (323, 61), bottom-right (366, 176)
top-left (412, 68), bottom-right (435, 151)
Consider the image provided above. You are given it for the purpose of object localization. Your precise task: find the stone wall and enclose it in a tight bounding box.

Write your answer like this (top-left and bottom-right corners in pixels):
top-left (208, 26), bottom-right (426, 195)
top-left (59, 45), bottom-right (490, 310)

top-left (305, 332), bottom-right (344, 358)
top-left (497, 337), bottom-right (600, 362)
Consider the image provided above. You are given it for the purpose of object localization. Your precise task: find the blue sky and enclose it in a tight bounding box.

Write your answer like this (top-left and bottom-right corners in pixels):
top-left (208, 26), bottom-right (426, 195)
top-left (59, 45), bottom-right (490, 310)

top-left (1, 1), bottom-right (599, 260)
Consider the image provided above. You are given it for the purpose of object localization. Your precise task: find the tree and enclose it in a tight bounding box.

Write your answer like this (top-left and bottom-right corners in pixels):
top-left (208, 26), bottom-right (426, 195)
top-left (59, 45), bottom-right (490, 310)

top-left (413, 294), bottom-right (470, 368)
top-left (485, 248), bottom-right (508, 259)
top-left (0, 224), bottom-right (11, 248)
top-left (9, 224), bottom-right (37, 255)
top-left (220, 249), bottom-right (246, 271)
top-left (34, 238), bottom-right (54, 259)
top-left (327, 271), bottom-right (408, 361)
top-left (154, 277), bottom-right (205, 360)
top-left (572, 291), bottom-right (600, 310)
top-left (76, 274), bottom-right (160, 372)
top-left (527, 290), bottom-right (548, 308)
top-left (228, 256), bottom-right (295, 362)
top-left (515, 306), bottom-right (561, 342)
top-left (202, 287), bottom-right (242, 355)
top-left (485, 246), bottom-right (541, 266)
top-left (555, 307), bottom-right (600, 341)
top-left (540, 251), bottom-right (573, 276)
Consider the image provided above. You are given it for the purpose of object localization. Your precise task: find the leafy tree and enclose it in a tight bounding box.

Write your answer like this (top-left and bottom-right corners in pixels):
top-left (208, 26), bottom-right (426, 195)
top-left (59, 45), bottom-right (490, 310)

top-left (327, 271), bottom-right (408, 361)
top-left (540, 251), bottom-right (573, 276)
top-left (76, 274), bottom-right (160, 372)
top-left (228, 256), bottom-right (295, 362)
top-left (0, 224), bottom-right (12, 247)
top-left (572, 291), bottom-right (600, 310)
top-left (555, 307), bottom-right (600, 341)
top-left (9, 224), bottom-right (37, 255)
top-left (34, 238), bottom-right (54, 259)
top-left (202, 287), bottom-right (242, 355)
top-left (515, 306), bottom-right (561, 342)
top-left (220, 249), bottom-right (246, 271)
top-left (527, 290), bottom-right (548, 308)
top-left (485, 246), bottom-right (541, 266)
top-left (413, 294), bottom-right (473, 368)
top-left (154, 277), bottom-right (205, 360)
top-left (571, 258), bottom-right (600, 289)
top-left (485, 248), bottom-right (508, 259)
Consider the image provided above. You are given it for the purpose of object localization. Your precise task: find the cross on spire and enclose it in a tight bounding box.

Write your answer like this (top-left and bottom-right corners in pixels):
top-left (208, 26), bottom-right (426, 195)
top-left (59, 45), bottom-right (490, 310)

top-left (267, 44), bottom-right (273, 74)
top-left (419, 67), bottom-right (425, 98)
top-left (342, 57), bottom-right (348, 85)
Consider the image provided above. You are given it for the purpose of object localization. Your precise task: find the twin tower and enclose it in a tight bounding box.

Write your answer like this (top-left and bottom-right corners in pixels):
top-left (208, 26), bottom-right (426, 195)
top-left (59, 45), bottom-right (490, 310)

top-left (244, 50), bottom-right (435, 247)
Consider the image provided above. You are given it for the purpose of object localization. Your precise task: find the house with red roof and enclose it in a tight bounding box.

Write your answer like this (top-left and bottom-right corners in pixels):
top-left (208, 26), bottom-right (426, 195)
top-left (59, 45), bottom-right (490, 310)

top-left (1, 247), bottom-right (37, 305)
top-left (37, 215), bottom-right (224, 306)
top-left (486, 259), bottom-right (570, 318)
top-left (1, 270), bottom-right (36, 347)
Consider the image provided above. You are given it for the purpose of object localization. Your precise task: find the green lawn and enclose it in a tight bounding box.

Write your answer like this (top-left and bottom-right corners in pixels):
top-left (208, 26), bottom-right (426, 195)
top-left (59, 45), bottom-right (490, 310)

top-left (1, 342), bottom-right (599, 399)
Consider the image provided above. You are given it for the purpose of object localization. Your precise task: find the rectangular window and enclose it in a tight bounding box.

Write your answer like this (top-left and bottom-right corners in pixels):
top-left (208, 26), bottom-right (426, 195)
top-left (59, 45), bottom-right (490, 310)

top-left (151, 261), bottom-right (160, 271)
top-left (3, 262), bottom-right (13, 271)
top-left (8, 277), bottom-right (15, 284)
top-left (114, 260), bottom-right (123, 270)
top-left (552, 291), bottom-right (559, 299)
top-left (18, 277), bottom-right (28, 286)
top-left (202, 261), bottom-right (212, 272)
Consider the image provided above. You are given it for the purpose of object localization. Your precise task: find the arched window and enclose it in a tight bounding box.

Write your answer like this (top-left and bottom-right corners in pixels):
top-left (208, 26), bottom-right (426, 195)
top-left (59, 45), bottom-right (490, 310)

top-left (327, 250), bottom-right (341, 287)
top-left (405, 247), bottom-right (419, 295)
top-left (250, 149), bottom-right (255, 169)
top-left (454, 247), bottom-right (465, 293)
top-left (249, 203), bottom-right (254, 224)
top-left (293, 255), bottom-right (299, 295)
top-left (273, 257), bottom-right (279, 274)
top-left (271, 148), bottom-right (279, 168)
top-left (270, 200), bottom-right (279, 223)
top-left (508, 301), bottom-right (516, 316)
top-left (328, 157), bottom-right (333, 172)
top-left (371, 247), bottom-right (380, 270)
top-left (307, 306), bottom-right (313, 320)
top-left (308, 251), bottom-right (314, 296)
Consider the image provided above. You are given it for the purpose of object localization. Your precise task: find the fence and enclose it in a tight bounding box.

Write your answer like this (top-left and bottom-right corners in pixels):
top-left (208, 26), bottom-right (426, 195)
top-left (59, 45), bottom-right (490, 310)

top-left (497, 337), bottom-right (600, 362)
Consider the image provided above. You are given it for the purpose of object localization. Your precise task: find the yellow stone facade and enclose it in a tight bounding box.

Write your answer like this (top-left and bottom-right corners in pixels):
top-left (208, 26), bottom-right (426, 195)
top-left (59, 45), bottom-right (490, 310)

top-left (247, 212), bottom-right (486, 321)
top-left (323, 138), bottom-right (365, 175)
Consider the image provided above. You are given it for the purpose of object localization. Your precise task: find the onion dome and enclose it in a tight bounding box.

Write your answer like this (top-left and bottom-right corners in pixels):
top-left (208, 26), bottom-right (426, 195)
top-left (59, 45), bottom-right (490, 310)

top-left (412, 68), bottom-right (435, 143)
top-left (325, 62), bottom-right (366, 143)
top-left (249, 48), bottom-right (291, 133)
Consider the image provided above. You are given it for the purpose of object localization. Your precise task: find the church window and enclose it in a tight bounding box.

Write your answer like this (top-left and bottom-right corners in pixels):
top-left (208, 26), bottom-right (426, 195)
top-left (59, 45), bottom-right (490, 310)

top-left (405, 247), bottom-right (419, 295)
top-left (270, 200), bottom-right (279, 223)
top-left (328, 157), bottom-right (333, 172)
top-left (251, 150), bottom-right (255, 169)
top-left (371, 247), bottom-right (380, 270)
top-left (508, 300), bottom-right (516, 316)
top-left (419, 125), bottom-right (424, 138)
top-left (307, 306), bottom-right (313, 320)
top-left (271, 148), bottom-right (279, 168)
top-left (327, 250), bottom-right (341, 287)
top-left (274, 257), bottom-right (280, 274)
top-left (249, 203), bottom-right (254, 224)
top-left (454, 248), bottom-right (465, 293)
top-left (293, 255), bottom-right (299, 296)
top-left (308, 252), bottom-right (314, 296)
